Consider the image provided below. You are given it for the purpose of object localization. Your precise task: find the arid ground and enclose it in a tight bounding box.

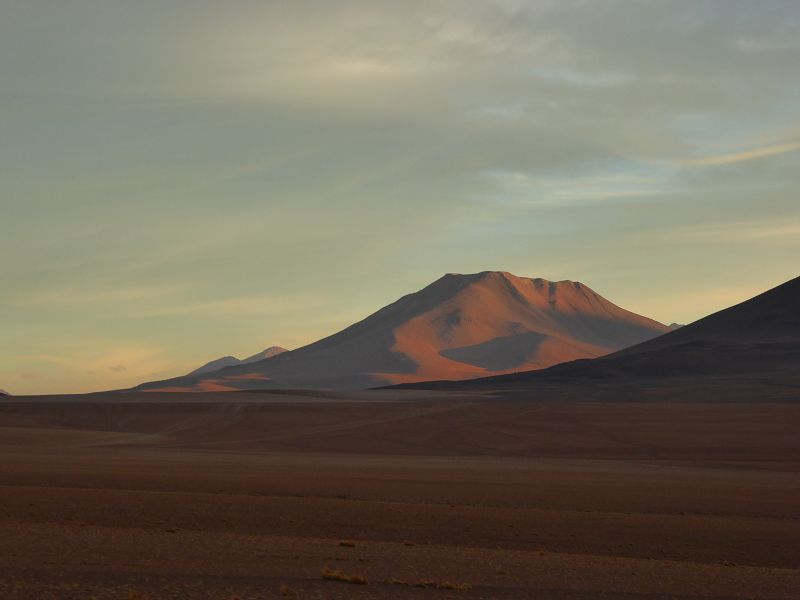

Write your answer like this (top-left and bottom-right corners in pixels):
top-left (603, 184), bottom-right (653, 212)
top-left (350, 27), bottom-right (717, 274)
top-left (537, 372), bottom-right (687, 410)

top-left (1, 391), bottom-right (798, 599)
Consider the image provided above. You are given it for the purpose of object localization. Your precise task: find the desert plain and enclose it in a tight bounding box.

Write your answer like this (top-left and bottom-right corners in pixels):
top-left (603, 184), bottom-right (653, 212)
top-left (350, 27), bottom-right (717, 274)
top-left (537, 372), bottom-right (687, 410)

top-left (1, 391), bottom-right (798, 600)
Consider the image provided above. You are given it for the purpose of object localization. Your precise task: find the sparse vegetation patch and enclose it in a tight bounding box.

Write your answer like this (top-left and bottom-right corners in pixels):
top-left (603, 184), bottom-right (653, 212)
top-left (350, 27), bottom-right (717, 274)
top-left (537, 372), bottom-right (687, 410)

top-left (322, 566), bottom-right (368, 585)
top-left (415, 579), bottom-right (473, 591)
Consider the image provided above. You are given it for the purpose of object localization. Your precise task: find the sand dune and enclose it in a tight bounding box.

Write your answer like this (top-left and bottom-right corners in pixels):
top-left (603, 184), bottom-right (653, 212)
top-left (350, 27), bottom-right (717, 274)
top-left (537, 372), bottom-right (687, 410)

top-left (136, 271), bottom-right (668, 392)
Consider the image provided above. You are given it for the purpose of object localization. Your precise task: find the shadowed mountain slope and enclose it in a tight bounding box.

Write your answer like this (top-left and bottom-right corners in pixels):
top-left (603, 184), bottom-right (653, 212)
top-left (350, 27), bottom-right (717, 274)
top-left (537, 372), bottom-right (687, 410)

top-left (134, 271), bottom-right (668, 391)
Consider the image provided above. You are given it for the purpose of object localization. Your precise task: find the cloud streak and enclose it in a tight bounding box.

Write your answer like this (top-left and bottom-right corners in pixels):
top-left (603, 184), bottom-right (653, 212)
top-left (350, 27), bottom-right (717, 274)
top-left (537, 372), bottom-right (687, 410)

top-left (677, 141), bottom-right (800, 168)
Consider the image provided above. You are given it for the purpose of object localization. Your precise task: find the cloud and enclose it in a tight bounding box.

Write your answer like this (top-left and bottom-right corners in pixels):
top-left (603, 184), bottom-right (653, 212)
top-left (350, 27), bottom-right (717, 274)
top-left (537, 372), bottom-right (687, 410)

top-left (13, 344), bottom-right (179, 393)
top-left (676, 141), bottom-right (800, 168)
top-left (21, 345), bottom-right (166, 372)
top-left (14, 284), bottom-right (184, 307)
top-left (632, 218), bottom-right (800, 246)
top-left (474, 168), bottom-right (670, 207)
top-left (632, 283), bottom-right (773, 325)
top-left (138, 294), bottom-right (310, 318)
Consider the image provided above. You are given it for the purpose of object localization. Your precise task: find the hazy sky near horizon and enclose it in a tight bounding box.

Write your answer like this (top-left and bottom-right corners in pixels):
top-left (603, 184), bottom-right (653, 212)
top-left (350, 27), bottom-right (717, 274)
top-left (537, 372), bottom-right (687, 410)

top-left (2, 0), bottom-right (799, 394)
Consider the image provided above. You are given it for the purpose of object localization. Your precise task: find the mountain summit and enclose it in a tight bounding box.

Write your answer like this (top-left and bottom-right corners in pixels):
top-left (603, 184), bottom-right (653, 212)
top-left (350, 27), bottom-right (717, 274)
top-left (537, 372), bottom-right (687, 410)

top-left (135, 271), bottom-right (669, 391)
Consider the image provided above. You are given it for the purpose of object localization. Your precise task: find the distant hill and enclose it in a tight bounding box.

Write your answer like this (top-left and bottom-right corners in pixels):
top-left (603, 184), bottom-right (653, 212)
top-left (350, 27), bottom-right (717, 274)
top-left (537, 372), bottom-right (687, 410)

top-left (242, 346), bottom-right (289, 363)
top-left (134, 271), bottom-right (668, 392)
top-left (392, 275), bottom-right (800, 398)
top-left (188, 346), bottom-right (288, 376)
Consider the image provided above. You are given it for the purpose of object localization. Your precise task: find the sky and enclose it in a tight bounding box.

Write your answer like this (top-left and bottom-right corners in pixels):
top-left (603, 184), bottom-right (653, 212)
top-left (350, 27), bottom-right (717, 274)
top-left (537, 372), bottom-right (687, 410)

top-left (2, 0), bottom-right (799, 395)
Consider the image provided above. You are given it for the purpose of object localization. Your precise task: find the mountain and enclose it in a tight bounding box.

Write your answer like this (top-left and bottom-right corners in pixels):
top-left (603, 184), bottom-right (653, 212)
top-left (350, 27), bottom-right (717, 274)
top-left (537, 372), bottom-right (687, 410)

top-left (188, 346), bottom-right (288, 376)
top-left (189, 356), bottom-right (242, 376)
top-left (0, 389), bottom-right (9, 396)
top-left (134, 271), bottom-right (668, 392)
top-left (393, 275), bottom-right (800, 397)
top-left (243, 346), bottom-right (289, 363)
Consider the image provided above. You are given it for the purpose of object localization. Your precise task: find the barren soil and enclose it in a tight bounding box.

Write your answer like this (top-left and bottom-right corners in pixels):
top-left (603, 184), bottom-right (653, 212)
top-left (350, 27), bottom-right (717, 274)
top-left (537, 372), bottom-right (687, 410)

top-left (0, 392), bottom-right (798, 599)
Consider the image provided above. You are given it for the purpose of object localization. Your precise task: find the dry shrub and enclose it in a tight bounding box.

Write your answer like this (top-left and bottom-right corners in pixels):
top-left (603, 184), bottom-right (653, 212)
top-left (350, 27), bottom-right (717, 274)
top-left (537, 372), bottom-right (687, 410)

top-left (415, 580), bottom-right (472, 591)
top-left (338, 540), bottom-right (356, 547)
top-left (279, 585), bottom-right (298, 597)
top-left (322, 567), bottom-right (368, 585)
top-left (438, 581), bottom-right (472, 591)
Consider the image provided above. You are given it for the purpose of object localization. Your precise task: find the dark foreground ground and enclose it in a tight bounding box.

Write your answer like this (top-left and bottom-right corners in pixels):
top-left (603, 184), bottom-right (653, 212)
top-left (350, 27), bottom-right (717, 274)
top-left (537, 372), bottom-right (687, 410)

top-left (1, 391), bottom-right (799, 599)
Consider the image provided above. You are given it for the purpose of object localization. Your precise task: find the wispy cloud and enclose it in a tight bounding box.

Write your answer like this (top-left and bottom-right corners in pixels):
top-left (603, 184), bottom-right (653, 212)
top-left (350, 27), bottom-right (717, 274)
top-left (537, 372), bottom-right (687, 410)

top-left (20, 344), bottom-right (166, 372)
top-left (16, 286), bottom-right (323, 319)
top-left (676, 140), bottom-right (800, 168)
top-left (634, 283), bottom-right (773, 325)
top-left (476, 168), bottom-right (669, 207)
top-left (14, 284), bottom-right (184, 307)
top-left (634, 218), bottom-right (800, 245)
top-left (138, 294), bottom-right (309, 318)
top-left (14, 344), bottom-right (177, 393)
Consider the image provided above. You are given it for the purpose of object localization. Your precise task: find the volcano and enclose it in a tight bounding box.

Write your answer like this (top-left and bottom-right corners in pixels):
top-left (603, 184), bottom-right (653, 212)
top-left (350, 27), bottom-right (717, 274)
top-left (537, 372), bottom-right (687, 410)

top-left (134, 271), bottom-right (669, 391)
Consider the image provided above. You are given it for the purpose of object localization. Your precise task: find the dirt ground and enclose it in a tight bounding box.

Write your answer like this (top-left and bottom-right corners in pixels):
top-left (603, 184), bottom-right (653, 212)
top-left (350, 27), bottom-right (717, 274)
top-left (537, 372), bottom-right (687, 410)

top-left (0, 392), bottom-right (798, 599)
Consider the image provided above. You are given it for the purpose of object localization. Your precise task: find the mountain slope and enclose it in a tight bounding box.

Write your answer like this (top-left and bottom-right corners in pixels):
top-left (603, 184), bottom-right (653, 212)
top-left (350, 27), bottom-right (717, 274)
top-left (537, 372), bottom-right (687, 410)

top-left (397, 274), bottom-right (800, 392)
top-left (134, 271), bottom-right (669, 392)
top-left (188, 356), bottom-right (242, 377)
top-left (187, 346), bottom-right (288, 377)
top-left (242, 346), bottom-right (288, 363)
top-left (188, 347), bottom-right (288, 376)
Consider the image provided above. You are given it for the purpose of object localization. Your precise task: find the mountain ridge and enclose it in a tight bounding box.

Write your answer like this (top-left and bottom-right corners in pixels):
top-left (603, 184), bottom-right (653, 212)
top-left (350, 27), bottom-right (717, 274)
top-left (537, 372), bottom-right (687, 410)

top-left (133, 271), bottom-right (670, 392)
